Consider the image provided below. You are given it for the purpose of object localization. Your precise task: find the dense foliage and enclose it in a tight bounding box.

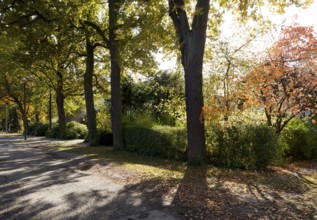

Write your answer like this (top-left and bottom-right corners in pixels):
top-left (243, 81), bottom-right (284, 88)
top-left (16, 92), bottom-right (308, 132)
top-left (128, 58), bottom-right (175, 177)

top-left (123, 126), bottom-right (187, 160)
top-left (45, 121), bottom-right (87, 139)
top-left (279, 118), bottom-right (317, 161)
top-left (242, 26), bottom-right (317, 133)
top-left (209, 124), bottom-right (281, 169)
top-left (0, 0), bottom-right (315, 168)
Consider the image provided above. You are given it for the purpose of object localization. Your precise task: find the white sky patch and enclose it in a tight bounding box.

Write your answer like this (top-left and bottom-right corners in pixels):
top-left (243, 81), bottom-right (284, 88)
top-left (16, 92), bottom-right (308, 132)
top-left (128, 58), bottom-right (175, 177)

top-left (156, 51), bottom-right (177, 71)
top-left (270, 1), bottom-right (317, 30)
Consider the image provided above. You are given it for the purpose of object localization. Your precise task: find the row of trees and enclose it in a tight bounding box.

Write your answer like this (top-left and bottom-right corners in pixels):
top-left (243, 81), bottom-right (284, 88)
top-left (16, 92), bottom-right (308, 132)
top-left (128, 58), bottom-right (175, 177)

top-left (0, 0), bottom-right (315, 164)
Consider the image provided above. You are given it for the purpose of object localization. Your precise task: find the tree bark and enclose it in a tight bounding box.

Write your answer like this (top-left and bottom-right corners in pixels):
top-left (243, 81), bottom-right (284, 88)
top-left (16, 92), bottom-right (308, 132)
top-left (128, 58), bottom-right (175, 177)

top-left (48, 91), bottom-right (52, 130)
top-left (4, 77), bottom-right (28, 137)
top-left (23, 82), bottom-right (27, 140)
top-left (35, 113), bottom-right (40, 123)
top-left (184, 49), bottom-right (206, 164)
top-left (84, 37), bottom-right (99, 146)
top-left (168, 0), bottom-right (209, 164)
top-left (55, 74), bottom-right (66, 139)
top-left (109, 0), bottom-right (124, 150)
top-left (16, 100), bottom-right (28, 138)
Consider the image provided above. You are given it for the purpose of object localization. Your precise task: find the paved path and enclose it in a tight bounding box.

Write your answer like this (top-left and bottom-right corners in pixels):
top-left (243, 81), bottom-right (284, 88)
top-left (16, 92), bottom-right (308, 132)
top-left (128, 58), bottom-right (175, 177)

top-left (0, 134), bottom-right (180, 220)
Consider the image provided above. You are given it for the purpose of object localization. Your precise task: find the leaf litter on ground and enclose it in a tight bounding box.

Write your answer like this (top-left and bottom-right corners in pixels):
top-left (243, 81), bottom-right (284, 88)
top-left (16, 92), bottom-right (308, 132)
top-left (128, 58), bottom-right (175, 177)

top-left (54, 142), bottom-right (317, 219)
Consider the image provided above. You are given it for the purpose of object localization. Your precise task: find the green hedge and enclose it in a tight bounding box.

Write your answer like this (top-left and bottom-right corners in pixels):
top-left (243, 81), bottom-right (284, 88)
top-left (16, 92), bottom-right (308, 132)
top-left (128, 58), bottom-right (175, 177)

top-left (279, 118), bottom-right (317, 161)
top-left (27, 123), bottom-right (49, 136)
top-left (46, 123), bottom-right (60, 138)
top-left (46, 121), bottom-right (87, 139)
top-left (208, 124), bottom-right (281, 169)
top-left (27, 123), bottom-right (42, 135)
top-left (122, 124), bottom-right (280, 168)
top-left (123, 126), bottom-right (187, 160)
top-left (34, 123), bottom-right (49, 136)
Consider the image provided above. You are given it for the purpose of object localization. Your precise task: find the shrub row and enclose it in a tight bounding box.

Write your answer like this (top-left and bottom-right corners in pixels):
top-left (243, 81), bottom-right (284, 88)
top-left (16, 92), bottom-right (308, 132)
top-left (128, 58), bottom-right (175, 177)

top-left (27, 123), bottom-right (50, 136)
top-left (208, 124), bottom-right (281, 169)
top-left (28, 118), bottom-right (317, 169)
top-left (28, 121), bottom-right (87, 139)
top-left (123, 126), bottom-right (187, 160)
top-left (122, 124), bottom-right (281, 168)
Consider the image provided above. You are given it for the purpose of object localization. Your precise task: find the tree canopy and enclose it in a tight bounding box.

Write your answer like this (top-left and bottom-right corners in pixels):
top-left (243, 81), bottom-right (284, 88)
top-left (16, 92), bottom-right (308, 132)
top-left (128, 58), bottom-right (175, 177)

top-left (0, 0), bottom-right (315, 165)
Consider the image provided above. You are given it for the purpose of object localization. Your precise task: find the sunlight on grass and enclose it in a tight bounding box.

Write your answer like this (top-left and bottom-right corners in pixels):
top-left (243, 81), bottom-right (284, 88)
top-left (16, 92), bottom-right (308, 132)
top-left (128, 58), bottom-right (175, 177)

top-left (55, 144), bottom-right (317, 190)
top-left (302, 175), bottom-right (317, 185)
top-left (57, 145), bottom-right (187, 179)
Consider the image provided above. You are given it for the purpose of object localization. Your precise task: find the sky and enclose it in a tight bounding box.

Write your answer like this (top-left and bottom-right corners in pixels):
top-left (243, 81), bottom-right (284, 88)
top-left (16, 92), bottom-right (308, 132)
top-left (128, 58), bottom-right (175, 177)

top-left (275, 0), bottom-right (317, 30)
top-left (158, 1), bottom-right (317, 70)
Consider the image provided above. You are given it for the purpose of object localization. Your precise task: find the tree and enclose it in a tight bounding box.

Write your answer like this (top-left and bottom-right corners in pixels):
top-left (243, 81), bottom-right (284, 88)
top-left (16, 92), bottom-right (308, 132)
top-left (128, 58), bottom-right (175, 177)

top-left (147, 71), bottom-right (185, 125)
top-left (108, 0), bottom-right (124, 149)
top-left (73, 0), bottom-right (170, 149)
top-left (167, 0), bottom-right (313, 164)
top-left (168, 0), bottom-right (210, 164)
top-left (83, 34), bottom-right (100, 145)
top-left (122, 70), bottom-right (185, 126)
top-left (0, 0), bottom-right (85, 139)
top-left (243, 25), bottom-right (317, 133)
top-left (0, 32), bottom-right (31, 136)
top-left (24, 29), bottom-right (84, 138)
top-left (204, 24), bottom-right (267, 123)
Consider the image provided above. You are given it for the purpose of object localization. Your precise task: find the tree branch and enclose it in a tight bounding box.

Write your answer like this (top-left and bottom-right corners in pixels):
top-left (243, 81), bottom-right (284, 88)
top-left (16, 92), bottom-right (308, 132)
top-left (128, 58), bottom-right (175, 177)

top-left (83, 20), bottom-right (110, 48)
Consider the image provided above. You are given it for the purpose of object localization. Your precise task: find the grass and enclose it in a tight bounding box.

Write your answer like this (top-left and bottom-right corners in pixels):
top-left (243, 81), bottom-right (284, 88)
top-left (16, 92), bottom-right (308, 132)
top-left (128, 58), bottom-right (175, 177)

top-left (57, 145), bottom-right (187, 179)
top-left (55, 143), bottom-right (317, 191)
top-left (51, 141), bottom-right (317, 219)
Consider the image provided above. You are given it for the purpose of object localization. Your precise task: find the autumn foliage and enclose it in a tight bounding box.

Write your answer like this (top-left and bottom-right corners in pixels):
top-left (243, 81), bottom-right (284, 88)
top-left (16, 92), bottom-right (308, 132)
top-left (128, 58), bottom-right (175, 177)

top-left (242, 25), bottom-right (317, 133)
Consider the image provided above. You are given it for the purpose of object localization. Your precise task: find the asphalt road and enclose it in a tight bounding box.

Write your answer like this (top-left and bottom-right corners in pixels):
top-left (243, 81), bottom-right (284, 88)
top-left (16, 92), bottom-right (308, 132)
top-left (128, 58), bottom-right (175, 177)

top-left (0, 134), bottom-right (181, 220)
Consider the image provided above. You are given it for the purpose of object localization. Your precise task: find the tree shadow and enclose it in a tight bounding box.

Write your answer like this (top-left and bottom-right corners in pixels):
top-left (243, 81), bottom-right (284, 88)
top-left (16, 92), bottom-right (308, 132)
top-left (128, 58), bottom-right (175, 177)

top-left (1, 134), bottom-right (316, 219)
top-left (171, 165), bottom-right (210, 218)
top-left (167, 165), bottom-right (316, 219)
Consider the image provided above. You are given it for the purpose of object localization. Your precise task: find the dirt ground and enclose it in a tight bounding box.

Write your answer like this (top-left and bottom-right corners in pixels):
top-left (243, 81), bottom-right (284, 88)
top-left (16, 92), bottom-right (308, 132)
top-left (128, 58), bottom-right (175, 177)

top-left (1, 133), bottom-right (316, 219)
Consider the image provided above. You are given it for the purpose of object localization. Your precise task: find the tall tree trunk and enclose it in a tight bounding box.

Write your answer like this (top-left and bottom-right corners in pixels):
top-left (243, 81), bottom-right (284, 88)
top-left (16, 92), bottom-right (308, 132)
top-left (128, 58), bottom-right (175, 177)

top-left (16, 101), bottom-right (28, 138)
top-left (23, 82), bottom-right (27, 140)
top-left (11, 95), bottom-right (27, 137)
top-left (109, 0), bottom-right (124, 150)
top-left (3, 77), bottom-right (28, 136)
top-left (184, 49), bottom-right (206, 164)
top-left (168, 0), bottom-right (209, 164)
top-left (48, 91), bottom-right (52, 130)
top-left (35, 113), bottom-right (40, 123)
top-left (84, 37), bottom-right (99, 146)
top-left (55, 75), bottom-right (66, 139)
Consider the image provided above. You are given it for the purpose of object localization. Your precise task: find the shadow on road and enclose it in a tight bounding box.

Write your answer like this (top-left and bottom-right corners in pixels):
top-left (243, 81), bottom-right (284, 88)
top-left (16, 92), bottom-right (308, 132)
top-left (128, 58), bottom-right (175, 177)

top-left (0, 134), bottom-right (316, 219)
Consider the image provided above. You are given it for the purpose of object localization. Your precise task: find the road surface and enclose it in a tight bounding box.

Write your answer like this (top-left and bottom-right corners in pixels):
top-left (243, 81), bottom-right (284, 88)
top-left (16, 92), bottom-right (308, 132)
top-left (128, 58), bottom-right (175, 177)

top-left (0, 134), bottom-right (181, 220)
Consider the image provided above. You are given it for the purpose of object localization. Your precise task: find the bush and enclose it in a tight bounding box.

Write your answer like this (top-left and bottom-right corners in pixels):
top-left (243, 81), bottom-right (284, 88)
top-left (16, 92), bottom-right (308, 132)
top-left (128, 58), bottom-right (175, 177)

top-left (34, 123), bottom-right (49, 136)
top-left (99, 130), bottom-right (113, 146)
top-left (123, 126), bottom-right (187, 160)
top-left (96, 105), bottom-right (112, 133)
top-left (205, 123), bottom-right (221, 160)
top-left (123, 112), bottom-right (158, 128)
top-left (27, 123), bottom-right (42, 135)
top-left (46, 123), bottom-right (60, 138)
top-left (207, 124), bottom-right (281, 169)
top-left (279, 118), bottom-right (317, 161)
top-left (46, 121), bottom-right (88, 139)
top-left (65, 121), bottom-right (88, 139)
